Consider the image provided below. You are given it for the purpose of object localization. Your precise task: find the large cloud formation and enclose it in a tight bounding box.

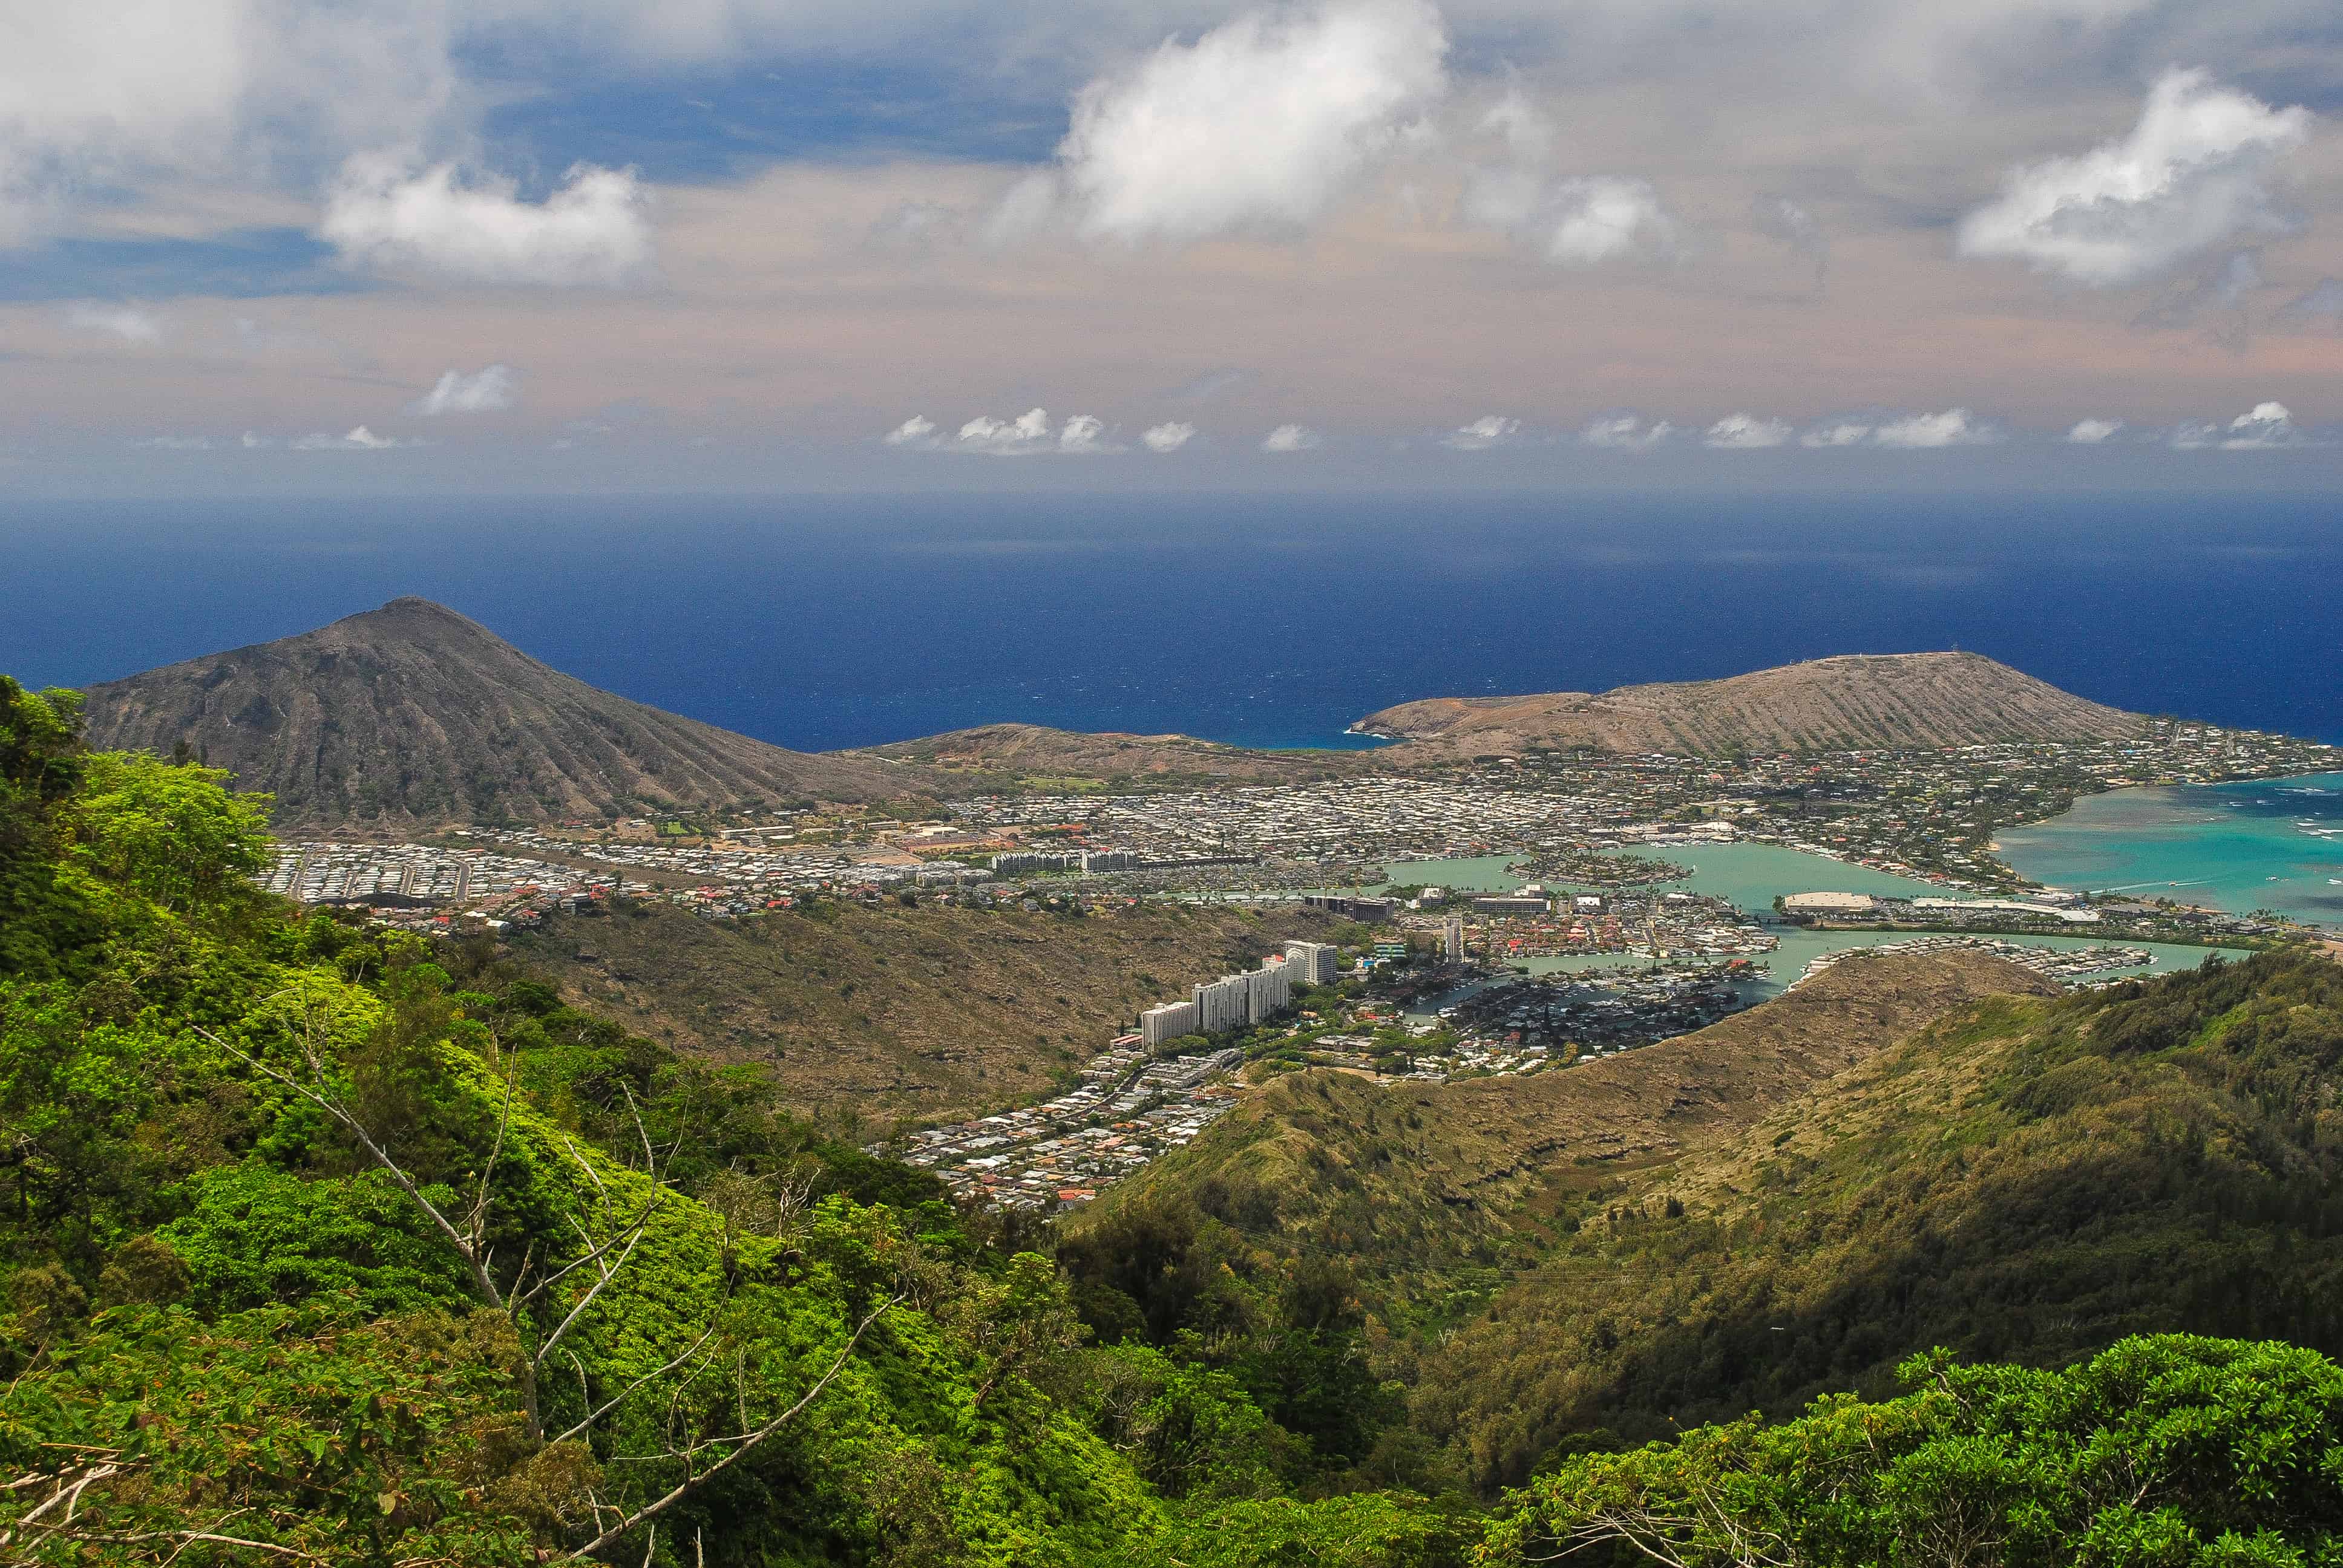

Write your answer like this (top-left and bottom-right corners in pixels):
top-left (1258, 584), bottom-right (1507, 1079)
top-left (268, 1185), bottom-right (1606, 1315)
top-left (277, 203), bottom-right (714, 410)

top-left (1030, 0), bottom-right (1449, 243)
top-left (1958, 69), bottom-right (2312, 287)
top-left (321, 157), bottom-right (655, 286)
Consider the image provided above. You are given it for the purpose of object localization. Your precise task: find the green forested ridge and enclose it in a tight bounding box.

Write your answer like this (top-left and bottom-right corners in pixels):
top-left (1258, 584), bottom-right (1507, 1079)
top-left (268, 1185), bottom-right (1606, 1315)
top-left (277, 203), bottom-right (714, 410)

top-left (9, 667), bottom-right (2343, 1565)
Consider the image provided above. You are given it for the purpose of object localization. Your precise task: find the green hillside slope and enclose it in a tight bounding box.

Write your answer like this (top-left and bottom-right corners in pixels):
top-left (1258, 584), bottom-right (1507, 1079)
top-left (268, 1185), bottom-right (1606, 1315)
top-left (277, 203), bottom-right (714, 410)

top-left (1415, 947), bottom-right (2343, 1488)
top-left (1070, 929), bottom-right (2343, 1499)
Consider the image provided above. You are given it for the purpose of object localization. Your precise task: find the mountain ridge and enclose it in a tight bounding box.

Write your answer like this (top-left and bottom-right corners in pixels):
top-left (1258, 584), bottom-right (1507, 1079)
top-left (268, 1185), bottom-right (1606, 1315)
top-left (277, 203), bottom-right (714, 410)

top-left (76, 609), bottom-right (2154, 831)
top-left (78, 596), bottom-right (928, 829)
top-left (1356, 650), bottom-right (2147, 756)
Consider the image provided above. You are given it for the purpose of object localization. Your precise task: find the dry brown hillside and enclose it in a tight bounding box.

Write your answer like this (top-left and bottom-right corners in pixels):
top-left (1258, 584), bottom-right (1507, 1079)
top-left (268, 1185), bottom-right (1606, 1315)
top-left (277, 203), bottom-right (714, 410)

top-left (80, 598), bottom-right (928, 829)
top-left (511, 898), bottom-right (1343, 1123)
top-left (1355, 651), bottom-right (2144, 757)
top-left (857, 721), bottom-right (1377, 787)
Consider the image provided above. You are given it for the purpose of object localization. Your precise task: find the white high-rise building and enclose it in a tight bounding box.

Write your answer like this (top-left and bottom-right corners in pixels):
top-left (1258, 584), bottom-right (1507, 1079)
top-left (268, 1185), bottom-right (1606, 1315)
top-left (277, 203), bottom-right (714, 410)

top-left (1190, 956), bottom-right (1293, 1033)
top-left (1443, 914), bottom-right (1464, 962)
top-left (1283, 941), bottom-right (1339, 985)
top-left (1191, 973), bottom-right (1252, 1034)
top-left (1245, 959), bottom-right (1291, 1021)
top-left (1140, 999), bottom-right (1201, 1047)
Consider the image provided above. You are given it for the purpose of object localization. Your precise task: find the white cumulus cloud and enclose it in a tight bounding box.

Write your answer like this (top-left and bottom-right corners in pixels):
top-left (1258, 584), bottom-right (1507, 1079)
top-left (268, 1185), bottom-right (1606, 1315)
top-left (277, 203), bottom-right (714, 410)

top-left (1467, 171), bottom-right (1680, 267)
top-left (1261, 423), bottom-right (1320, 452)
top-left (1142, 421), bottom-right (1197, 452)
top-left (1956, 69), bottom-right (2312, 287)
top-left (321, 155), bottom-right (655, 287)
top-left (2175, 400), bottom-right (2305, 449)
top-left (1703, 413), bottom-right (1791, 449)
top-left (2066, 417), bottom-right (2123, 444)
top-left (895, 409), bottom-right (1119, 456)
top-left (64, 302), bottom-right (163, 343)
top-left (1800, 420), bottom-right (1873, 448)
top-left (1872, 408), bottom-right (1996, 448)
top-left (1056, 413), bottom-right (1114, 453)
top-left (408, 364), bottom-right (517, 416)
top-left (1440, 415), bottom-right (1519, 451)
top-left (1580, 414), bottom-right (1671, 450)
top-left (1027, 0), bottom-right (1449, 244)
top-left (292, 425), bottom-right (409, 451)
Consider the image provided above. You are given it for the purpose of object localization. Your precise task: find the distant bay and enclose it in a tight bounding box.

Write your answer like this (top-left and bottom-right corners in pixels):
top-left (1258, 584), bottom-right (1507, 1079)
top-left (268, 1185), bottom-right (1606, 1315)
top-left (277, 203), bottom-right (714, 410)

top-left (5, 491), bottom-right (2339, 751)
top-left (1997, 773), bottom-right (2343, 928)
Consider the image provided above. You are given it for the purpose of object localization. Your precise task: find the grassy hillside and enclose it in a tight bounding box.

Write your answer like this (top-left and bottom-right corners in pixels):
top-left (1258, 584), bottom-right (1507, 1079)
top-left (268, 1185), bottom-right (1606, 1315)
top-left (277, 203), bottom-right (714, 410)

top-left (858, 722), bottom-right (1377, 790)
top-left (1067, 941), bottom-right (2343, 1497)
top-left (511, 899), bottom-right (1342, 1123)
top-left (1410, 946), bottom-right (2343, 1487)
top-left (1067, 950), bottom-right (2057, 1324)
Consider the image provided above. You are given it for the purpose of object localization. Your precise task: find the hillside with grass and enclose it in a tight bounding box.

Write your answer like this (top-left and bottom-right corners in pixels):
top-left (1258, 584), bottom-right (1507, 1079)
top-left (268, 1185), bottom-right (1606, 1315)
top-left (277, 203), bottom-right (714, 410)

top-left (511, 898), bottom-right (1343, 1124)
top-left (1409, 946), bottom-right (2343, 1488)
top-left (856, 722), bottom-right (1378, 790)
top-left (1068, 938), bottom-right (2343, 1500)
top-left (1065, 950), bottom-right (2057, 1321)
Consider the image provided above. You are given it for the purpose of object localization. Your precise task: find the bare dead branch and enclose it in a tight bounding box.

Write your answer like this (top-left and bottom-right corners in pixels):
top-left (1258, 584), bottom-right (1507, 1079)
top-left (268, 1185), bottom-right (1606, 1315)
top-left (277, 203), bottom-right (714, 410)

top-left (464, 1030), bottom-right (520, 1246)
top-left (565, 1296), bottom-right (902, 1562)
top-left (196, 1025), bottom-right (509, 1313)
top-left (552, 1326), bottom-right (723, 1446)
top-left (534, 1223), bottom-right (651, 1373)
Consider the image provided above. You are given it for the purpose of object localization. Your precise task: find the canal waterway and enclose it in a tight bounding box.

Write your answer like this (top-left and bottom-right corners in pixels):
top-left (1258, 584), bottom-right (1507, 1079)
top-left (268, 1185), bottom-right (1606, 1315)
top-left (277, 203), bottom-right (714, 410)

top-left (1371, 843), bottom-right (2249, 998)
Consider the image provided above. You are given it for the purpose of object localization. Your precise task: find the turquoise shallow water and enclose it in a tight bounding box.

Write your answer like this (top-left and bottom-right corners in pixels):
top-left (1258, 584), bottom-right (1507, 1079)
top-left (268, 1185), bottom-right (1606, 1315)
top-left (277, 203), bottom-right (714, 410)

top-left (1372, 843), bottom-right (2247, 995)
top-left (1997, 773), bottom-right (2343, 929)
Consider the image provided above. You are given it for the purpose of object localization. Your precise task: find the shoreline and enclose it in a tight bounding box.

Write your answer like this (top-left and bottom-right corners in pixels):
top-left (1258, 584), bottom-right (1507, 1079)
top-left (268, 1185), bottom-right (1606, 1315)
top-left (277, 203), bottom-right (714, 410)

top-left (1994, 767), bottom-right (2343, 928)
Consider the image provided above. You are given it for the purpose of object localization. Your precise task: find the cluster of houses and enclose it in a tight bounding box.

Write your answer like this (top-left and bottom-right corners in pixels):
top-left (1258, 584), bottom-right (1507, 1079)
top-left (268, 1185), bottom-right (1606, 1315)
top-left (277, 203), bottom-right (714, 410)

top-left (894, 1040), bottom-right (1250, 1210)
top-left (1795, 934), bottom-right (2158, 988)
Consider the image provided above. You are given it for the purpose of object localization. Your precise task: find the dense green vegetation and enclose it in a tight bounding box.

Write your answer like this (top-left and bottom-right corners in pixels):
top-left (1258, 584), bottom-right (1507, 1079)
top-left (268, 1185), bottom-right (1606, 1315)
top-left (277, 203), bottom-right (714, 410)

top-left (11, 667), bottom-right (2343, 1564)
top-left (0, 676), bottom-right (1463, 1565)
top-left (1489, 1333), bottom-right (2343, 1566)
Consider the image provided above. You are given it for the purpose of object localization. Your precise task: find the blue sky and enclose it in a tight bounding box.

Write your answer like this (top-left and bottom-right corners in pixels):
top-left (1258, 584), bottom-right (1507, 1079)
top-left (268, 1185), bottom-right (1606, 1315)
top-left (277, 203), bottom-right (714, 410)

top-left (4, 1), bottom-right (2342, 493)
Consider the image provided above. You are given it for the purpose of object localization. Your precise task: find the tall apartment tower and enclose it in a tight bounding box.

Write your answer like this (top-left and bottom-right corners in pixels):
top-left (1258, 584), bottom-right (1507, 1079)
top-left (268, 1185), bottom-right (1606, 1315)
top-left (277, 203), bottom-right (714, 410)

top-left (1140, 999), bottom-right (1201, 1047)
top-left (1283, 940), bottom-right (1339, 985)
top-left (1443, 914), bottom-right (1465, 962)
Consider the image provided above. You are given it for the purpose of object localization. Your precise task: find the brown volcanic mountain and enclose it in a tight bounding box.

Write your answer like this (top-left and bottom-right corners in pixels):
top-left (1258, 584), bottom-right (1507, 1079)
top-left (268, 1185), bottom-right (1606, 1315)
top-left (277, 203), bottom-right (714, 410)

top-left (1356, 651), bottom-right (2145, 757)
top-left (79, 598), bottom-right (927, 829)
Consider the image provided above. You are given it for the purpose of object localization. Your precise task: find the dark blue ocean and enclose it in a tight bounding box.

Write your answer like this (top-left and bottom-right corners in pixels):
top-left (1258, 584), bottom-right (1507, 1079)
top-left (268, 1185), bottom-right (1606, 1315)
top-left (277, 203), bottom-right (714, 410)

top-left (6, 492), bottom-right (2339, 750)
